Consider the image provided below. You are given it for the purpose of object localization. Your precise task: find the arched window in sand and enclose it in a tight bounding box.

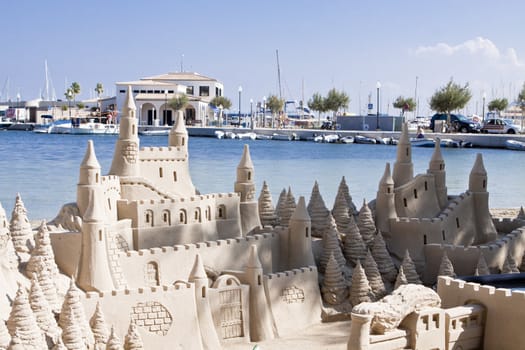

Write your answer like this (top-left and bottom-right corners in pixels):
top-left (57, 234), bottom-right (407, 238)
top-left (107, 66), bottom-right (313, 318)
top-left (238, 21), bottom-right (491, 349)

top-left (248, 171), bottom-right (252, 181)
top-left (483, 180), bottom-right (486, 189)
top-left (179, 209), bottom-right (187, 224)
top-left (173, 171), bottom-right (177, 182)
top-left (403, 198), bottom-right (407, 207)
top-left (425, 181), bottom-right (428, 191)
top-left (96, 172), bottom-right (99, 183)
top-left (159, 167), bottom-right (164, 178)
top-left (217, 204), bottom-right (226, 219)
top-left (132, 124), bottom-right (136, 135)
top-left (162, 210), bottom-right (171, 225)
top-left (207, 206), bottom-right (212, 221)
top-left (414, 189), bottom-right (418, 199)
top-left (201, 286), bottom-right (206, 298)
top-left (145, 209), bottom-right (154, 227)
top-left (146, 261), bottom-right (160, 286)
top-left (107, 198), bottom-right (111, 211)
top-left (182, 137), bottom-right (185, 146)
top-left (194, 208), bottom-right (202, 223)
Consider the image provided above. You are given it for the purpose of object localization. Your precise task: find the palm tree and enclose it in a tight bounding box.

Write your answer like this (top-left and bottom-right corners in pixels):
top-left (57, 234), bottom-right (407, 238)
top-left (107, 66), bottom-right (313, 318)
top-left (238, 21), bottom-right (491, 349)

top-left (64, 88), bottom-right (73, 117)
top-left (94, 83), bottom-right (104, 119)
top-left (70, 82), bottom-right (81, 105)
top-left (210, 96), bottom-right (232, 110)
top-left (487, 98), bottom-right (508, 118)
top-left (324, 88), bottom-right (349, 128)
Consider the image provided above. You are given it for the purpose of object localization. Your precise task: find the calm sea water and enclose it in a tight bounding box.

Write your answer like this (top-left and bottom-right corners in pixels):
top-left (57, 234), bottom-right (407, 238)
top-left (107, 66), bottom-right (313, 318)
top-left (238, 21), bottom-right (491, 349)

top-left (0, 130), bottom-right (524, 220)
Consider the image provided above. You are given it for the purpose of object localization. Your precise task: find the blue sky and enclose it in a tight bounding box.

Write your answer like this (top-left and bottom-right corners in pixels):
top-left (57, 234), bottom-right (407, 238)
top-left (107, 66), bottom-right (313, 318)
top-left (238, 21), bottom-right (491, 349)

top-left (2, 0), bottom-right (525, 117)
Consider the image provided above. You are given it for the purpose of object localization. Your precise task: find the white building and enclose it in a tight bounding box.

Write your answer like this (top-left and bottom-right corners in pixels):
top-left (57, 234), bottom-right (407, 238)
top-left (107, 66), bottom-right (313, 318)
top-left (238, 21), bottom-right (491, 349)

top-left (115, 72), bottom-right (224, 126)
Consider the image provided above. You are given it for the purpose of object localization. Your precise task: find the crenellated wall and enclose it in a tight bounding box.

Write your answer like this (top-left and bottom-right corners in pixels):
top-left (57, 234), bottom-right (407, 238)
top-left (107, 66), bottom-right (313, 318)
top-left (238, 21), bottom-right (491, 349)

top-left (82, 283), bottom-right (203, 350)
top-left (264, 266), bottom-right (322, 337)
top-left (394, 174), bottom-right (441, 218)
top-left (492, 217), bottom-right (525, 234)
top-left (424, 228), bottom-right (525, 284)
top-left (438, 276), bottom-right (525, 350)
top-left (119, 233), bottom-right (282, 289)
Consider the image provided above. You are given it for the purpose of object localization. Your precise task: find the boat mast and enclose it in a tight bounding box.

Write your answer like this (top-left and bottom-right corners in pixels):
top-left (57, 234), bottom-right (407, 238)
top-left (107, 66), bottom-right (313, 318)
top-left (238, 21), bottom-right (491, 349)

top-left (44, 60), bottom-right (50, 101)
top-left (276, 49), bottom-right (282, 100)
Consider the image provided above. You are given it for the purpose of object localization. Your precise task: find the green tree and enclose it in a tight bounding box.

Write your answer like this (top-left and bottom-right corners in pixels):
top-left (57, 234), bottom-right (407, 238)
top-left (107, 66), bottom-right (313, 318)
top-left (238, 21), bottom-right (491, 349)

top-left (266, 94), bottom-right (284, 128)
top-left (487, 98), bottom-right (508, 117)
top-left (168, 95), bottom-right (189, 111)
top-left (324, 88), bottom-right (349, 118)
top-left (210, 96), bottom-right (232, 110)
top-left (429, 79), bottom-right (472, 132)
top-left (393, 96), bottom-right (416, 121)
top-left (64, 88), bottom-right (74, 117)
top-left (308, 93), bottom-right (326, 127)
top-left (76, 102), bottom-right (85, 109)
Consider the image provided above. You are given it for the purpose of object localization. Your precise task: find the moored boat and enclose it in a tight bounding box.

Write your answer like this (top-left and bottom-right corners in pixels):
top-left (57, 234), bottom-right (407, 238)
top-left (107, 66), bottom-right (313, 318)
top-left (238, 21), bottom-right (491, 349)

top-left (138, 129), bottom-right (170, 136)
top-left (339, 136), bottom-right (354, 144)
top-left (237, 132), bottom-right (257, 140)
top-left (354, 135), bottom-right (377, 144)
top-left (505, 139), bottom-right (525, 151)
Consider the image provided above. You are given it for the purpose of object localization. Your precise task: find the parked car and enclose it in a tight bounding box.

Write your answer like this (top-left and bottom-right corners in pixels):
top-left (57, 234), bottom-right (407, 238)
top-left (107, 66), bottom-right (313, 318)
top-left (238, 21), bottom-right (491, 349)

top-left (481, 118), bottom-right (522, 134)
top-left (429, 114), bottom-right (481, 133)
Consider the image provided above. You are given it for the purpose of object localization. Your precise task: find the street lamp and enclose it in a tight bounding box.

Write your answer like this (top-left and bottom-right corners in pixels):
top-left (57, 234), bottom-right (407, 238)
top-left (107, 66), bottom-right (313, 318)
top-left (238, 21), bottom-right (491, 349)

top-left (218, 104), bottom-right (223, 126)
top-left (250, 98), bottom-right (254, 129)
top-left (238, 86), bottom-right (242, 127)
top-left (67, 90), bottom-right (72, 118)
top-left (376, 81), bottom-right (381, 130)
top-left (482, 92), bottom-right (486, 123)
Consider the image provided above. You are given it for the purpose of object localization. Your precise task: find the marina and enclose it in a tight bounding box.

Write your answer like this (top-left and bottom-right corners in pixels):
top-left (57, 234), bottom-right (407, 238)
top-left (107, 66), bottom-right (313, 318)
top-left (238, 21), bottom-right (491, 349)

top-left (0, 129), bottom-right (523, 221)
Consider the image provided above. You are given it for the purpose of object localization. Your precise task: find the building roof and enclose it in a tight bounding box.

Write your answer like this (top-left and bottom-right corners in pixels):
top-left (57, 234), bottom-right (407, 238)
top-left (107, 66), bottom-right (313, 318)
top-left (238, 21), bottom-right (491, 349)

top-left (143, 72), bottom-right (218, 82)
top-left (115, 79), bottom-right (173, 86)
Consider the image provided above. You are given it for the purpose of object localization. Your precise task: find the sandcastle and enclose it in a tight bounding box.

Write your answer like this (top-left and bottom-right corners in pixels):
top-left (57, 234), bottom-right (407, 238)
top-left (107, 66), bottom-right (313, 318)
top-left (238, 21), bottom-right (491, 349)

top-left (0, 86), bottom-right (524, 349)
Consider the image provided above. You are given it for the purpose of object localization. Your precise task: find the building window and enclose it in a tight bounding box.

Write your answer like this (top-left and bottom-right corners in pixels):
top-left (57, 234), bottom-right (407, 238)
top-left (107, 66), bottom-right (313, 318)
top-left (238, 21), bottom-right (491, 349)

top-left (403, 198), bottom-right (407, 207)
top-left (258, 275), bottom-right (261, 286)
top-left (248, 172), bottom-right (251, 181)
top-left (133, 90), bottom-right (139, 94)
top-left (425, 181), bottom-right (428, 191)
top-left (406, 147), bottom-right (409, 157)
top-left (145, 210), bottom-right (154, 226)
top-left (195, 208), bottom-right (202, 223)
top-left (217, 205), bottom-right (226, 219)
top-left (119, 90), bottom-right (125, 93)
top-left (202, 286), bottom-right (206, 298)
top-left (107, 198), bottom-right (111, 210)
top-left (456, 218), bottom-right (460, 228)
top-left (140, 90), bottom-right (146, 93)
top-left (442, 230), bottom-right (446, 240)
top-left (168, 90), bottom-right (174, 94)
top-left (186, 86), bottom-right (194, 95)
top-left (163, 210), bottom-right (171, 225)
top-left (99, 230), bottom-right (103, 241)
top-left (159, 167), bottom-right (163, 178)
top-left (423, 234), bottom-right (427, 245)
top-left (305, 227), bottom-right (309, 237)
top-left (414, 189), bottom-right (418, 199)
top-left (483, 180), bottom-right (486, 189)
top-left (147, 90), bottom-right (153, 93)
top-left (199, 86), bottom-right (209, 97)
top-left (173, 171), bottom-right (177, 182)
top-left (179, 209), bottom-right (187, 224)
top-left (154, 90), bottom-right (161, 94)
top-left (132, 125), bottom-right (135, 135)
top-left (96, 173), bottom-right (99, 183)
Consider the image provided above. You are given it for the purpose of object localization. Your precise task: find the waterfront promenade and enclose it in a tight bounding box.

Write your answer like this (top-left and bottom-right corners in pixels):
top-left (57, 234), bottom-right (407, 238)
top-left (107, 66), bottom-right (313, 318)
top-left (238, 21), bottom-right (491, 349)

top-left (187, 126), bottom-right (525, 149)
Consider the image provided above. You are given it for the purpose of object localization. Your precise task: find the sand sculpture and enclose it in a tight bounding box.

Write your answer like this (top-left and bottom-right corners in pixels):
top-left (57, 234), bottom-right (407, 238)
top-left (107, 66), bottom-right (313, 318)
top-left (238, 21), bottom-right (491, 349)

top-left (0, 87), bottom-right (524, 349)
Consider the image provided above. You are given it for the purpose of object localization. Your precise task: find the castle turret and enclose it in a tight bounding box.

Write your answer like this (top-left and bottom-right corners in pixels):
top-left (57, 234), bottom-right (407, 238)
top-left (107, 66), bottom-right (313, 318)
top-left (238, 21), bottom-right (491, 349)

top-left (77, 140), bottom-right (101, 216)
top-left (427, 138), bottom-right (448, 209)
top-left (234, 145), bottom-right (261, 235)
top-left (375, 162), bottom-right (397, 234)
top-left (468, 153), bottom-right (497, 243)
top-left (188, 254), bottom-right (221, 350)
top-left (244, 245), bottom-right (275, 342)
top-left (109, 86), bottom-right (140, 177)
top-left (77, 189), bottom-right (114, 292)
top-left (169, 110), bottom-right (188, 151)
top-left (288, 196), bottom-right (315, 269)
top-left (392, 122), bottom-right (413, 187)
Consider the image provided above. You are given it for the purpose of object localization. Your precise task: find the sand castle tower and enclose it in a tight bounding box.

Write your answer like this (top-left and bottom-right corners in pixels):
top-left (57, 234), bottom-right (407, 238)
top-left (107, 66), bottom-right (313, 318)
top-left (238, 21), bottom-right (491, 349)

top-left (188, 254), bottom-right (221, 350)
top-left (77, 189), bottom-right (115, 292)
top-left (427, 138), bottom-right (448, 209)
top-left (288, 196), bottom-right (315, 269)
top-left (375, 162), bottom-right (397, 234)
top-left (392, 123), bottom-right (414, 187)
top-left (169, 110), bottom-right (188, 150)
top-left (468, 153), bottom-right (497, 244)
top-left (77, 140), bottom-right (102, 217)
top-left (244, 245), bottom-right (275, 342)
top-left (109, 86), bottom-right (140, 177)
top-left (234, 145), bottom-right (261, 235)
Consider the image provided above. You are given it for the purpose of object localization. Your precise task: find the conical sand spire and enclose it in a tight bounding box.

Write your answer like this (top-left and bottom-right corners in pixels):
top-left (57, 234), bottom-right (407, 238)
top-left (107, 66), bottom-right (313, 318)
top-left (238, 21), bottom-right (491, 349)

top-left (501, 252), bottom-right (519, 274)
top-left (90, 302), bottom-right (110, 348)
top-left (307, 181), bottom-right (330, 237)
top-left (350, 260), bottom-right (373, 307)
top-left (9, 193), bottom-right (34, 253)
top-left (343, 214), bottom-right (366, 267)
top-left (401, 250), bottom-right (421, 284)
top-left (29, 275), bottom-right (60, 343)
top-left (319, 217), bottom-right (346, 273)
top-left (321, 253), bottom-right (349, 305)
top-left (7, 284), bottom-right (46, 348)
top-left (189, 254), bottom-right (207, 282)
top-left (357, 199), bottom-right (376, 247)
top-left (438, 252), bottom-right (456, 278)
top-left (337, 176), bottom-right (358, 217)
top-left (370, 231), bottom-right (397, 283)
top-left (106, 326), bottom-right (123, 350)
top-left (332, 186), bottom-right (352, 236)
top-left (275, 188), bottom-right (287, 225)
top-left (258, 181), bottom-right (279, 227)
top-left (363, 250), bottom-right (387, 300)
top-left (476, 253), bottom-right (490, 275)
top-left (124, 323), bottom-right (144, 350)
top-left (394, 265), bottom-right (408, 290)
